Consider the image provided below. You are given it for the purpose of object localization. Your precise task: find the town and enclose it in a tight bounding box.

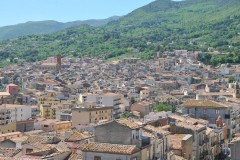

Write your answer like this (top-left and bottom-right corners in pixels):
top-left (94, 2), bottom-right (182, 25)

top-left (0, 50), bottom-right (239, 160)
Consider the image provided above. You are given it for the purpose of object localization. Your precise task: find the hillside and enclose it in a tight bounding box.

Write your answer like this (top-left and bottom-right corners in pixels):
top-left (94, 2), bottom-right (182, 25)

top-left (0, 0), bottom-right (239, 65)
top-left (0, 16), bottom-right (120, 41)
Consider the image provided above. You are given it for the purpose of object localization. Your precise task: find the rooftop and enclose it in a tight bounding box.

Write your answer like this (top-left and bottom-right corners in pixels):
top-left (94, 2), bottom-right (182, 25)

top-left (182, 100), bottom-right (228, 109)
top-left (82, 142), bottom-right (140, 155)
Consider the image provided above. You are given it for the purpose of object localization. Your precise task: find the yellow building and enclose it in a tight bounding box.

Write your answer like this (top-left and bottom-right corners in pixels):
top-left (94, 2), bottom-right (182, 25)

top-left (40, 104), bottom-right (57, 119)
top-left (0, 122), bottom-right (17, 134)
top-left (72, 103), bottom-right (113, 126)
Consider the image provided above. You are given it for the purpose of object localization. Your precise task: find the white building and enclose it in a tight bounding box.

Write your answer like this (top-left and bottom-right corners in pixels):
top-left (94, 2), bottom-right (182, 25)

top-left (79, 90), bottom-right (122, 118)
top-left (0, 104), bottom-right (32, 125)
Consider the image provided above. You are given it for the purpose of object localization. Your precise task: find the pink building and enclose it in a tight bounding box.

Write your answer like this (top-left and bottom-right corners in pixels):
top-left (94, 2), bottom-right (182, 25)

top-left (6, 84), bottom-right (19, 95)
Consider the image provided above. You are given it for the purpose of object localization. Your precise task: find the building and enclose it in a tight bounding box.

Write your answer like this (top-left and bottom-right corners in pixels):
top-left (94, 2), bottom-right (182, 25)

top-left (0, 104), bottom-right (32, 124)
top-left (79, 91), bottom-right (122, 118)
top-left (143, 125), bottom-right (170, 159)
top-left (169, 120), bottom-right (207, 160)
top-left (229, 136), bottom-right (240, 160)
top-left (38, 55), bottom-right (62, 71)
top-left (181, 100), bottom-right (233, 138)
top-left (72, 103), bottom-right (113, 126)
top-left (34, 118), bottom-right (72, 132)
top-left (40, 104), bottom-right (57, 119)
top-left (181, 100), bottom-right (230, 124)
top-left (16, 120), bottom-right (34, 132)
top-left (168, 134), bottom-right (193, 160)
top-left (139, 87), bottom-right (150, 100)
top-left (94, 119), bottom-right (152, 160)
top-left (6, 84), bottom-right (19, 95)
top-left (0, 132), bottom-right (22, 141)
top-left (82, 142), bottom-right (141, 160)
top-left (131, 101), bottom-right (153, 118)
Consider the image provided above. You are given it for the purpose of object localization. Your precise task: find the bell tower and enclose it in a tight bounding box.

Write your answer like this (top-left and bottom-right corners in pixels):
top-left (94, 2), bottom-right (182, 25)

top-left (56, 54), bottom-right (61, 71)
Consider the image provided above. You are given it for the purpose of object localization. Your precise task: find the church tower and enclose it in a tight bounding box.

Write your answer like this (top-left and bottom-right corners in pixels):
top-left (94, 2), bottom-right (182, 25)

top-left (56, 54), bottom-right (62, 71)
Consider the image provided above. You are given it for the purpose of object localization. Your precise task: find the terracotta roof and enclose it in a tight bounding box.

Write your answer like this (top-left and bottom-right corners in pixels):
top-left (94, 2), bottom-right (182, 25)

top-left (82, 142), bottom-right (140, 155)
top-left (182, 100), bottom-right (228, 108)
top-left (68, 152), bottom-right (83, 160)
top-left (0, 148), bottom-right (21, 158)
top-left (168, 134), bottom-right (188, 150)
top-left (169, 114), bottom-right (208, 125)
top-left (115, 119), bottom-right (141, 129)
top-left (65, 131), bottom-right (93, 142)
top-left (144, 125), bottom-right (170, 135)
top-left (175, 121), bottom-right (206, 132)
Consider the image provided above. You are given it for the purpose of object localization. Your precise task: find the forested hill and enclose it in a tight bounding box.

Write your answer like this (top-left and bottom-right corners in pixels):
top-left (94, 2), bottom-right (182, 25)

top-left (0, 16), bottom-right (120, 41)
top-left (0, 0), bottom-right (239, 65)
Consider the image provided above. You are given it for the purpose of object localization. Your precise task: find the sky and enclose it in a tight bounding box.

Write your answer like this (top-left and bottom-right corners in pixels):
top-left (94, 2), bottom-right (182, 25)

top-left (0, 0), bottom-right (155, 27)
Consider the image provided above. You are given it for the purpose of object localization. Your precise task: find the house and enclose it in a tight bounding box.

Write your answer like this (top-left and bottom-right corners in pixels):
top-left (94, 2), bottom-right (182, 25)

top-left (182, 100), bottom-right (231, 124)
top-left (79, 91), bottom-right (122, 118)
top-left (181, 100), bottom-right (233, 138)
top-left (72, 103), bottom-right (113, 126)
top-left (34, 118), bottom-right (72, 132)
top-left (0, 104), bottom-right (32, 133)
top-left (143, 125), bottom-right (170, 159)
top-left (94, 119), bottom-right (152, 160)
top-left (169, 119), bottom-right (207, 160)
top-left (229, 136), bottom-right (240, 160)
top-left (95, 119), bottom-right (145, 147)
top-left (82, 142), bottom-right (141, 160)
top-left (6, 84), bottom-right (19, 95)
top-left (131, 101), bottom-right (154, 118)
top-left (167, 134), bottom-right (193, 160)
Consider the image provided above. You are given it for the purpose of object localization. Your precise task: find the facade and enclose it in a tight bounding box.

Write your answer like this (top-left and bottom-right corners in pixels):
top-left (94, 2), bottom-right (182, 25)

top-left (139, 87), bottom-right (150, 100)
top-left (95, 119), bottom-right (144, 147)
top-left (0, 132), bottom-right (22, 141)
top-left (79, 91), bottom-right (122, 118)
top-left (131, 101), bottom-right (153, 118)
top-left (6, 84), bottom-right (19, 95)
top-left (169, 121), bottom-right (207, 160)
top-left (72, 103), bottom-right (113, 126)
top-left (40, 104), bottom-right (57, 119)
top-left (182, 100), bottom-right (233, 138)
top-left (93, 119), bottom-right (152, 160)
top-left (168, 134), bottom-right (193, 160)
top-left (16, 120), bottom-right (34, 132)
top-left (36, 119), bottom-right (72, 132)
top-left (0, 104), bottom-right (32, 124)
top-left (229, 137), bottom-right (240, 160)
top-left (82, 142), bottom-right (141, 160)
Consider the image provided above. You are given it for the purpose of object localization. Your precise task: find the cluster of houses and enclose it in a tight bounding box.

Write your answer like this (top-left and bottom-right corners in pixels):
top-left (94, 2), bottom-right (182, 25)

top-left (0, 51), bottom-right (239, 159)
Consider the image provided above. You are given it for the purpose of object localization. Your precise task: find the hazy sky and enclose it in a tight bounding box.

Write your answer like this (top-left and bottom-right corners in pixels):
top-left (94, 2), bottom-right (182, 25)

top-left (0, 0), bottom-right (155, 27)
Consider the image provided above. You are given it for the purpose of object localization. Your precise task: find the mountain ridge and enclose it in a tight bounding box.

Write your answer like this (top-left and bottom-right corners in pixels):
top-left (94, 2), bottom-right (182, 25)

top-left (0, 16), bottom-right (121, 41)
top-left (0, 0), bottom-right (239, 65)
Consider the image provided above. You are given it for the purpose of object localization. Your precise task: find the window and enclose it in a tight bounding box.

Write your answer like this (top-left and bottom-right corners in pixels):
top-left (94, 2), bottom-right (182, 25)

top-left (203, 109), bottom-right (207, 114)
top-left (216, 110), bottom-right (219, 115)
top-left (94, 156), bottom-right (101, 160)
